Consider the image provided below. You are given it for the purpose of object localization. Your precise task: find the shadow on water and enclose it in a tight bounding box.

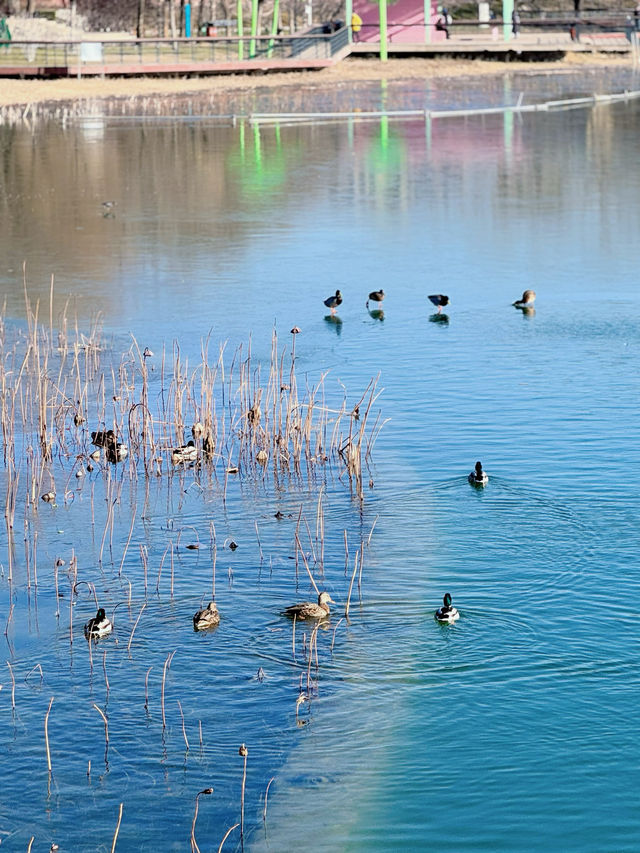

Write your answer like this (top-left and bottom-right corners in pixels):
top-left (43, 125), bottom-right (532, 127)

top-left (429, 312), bottom-right (449, 325)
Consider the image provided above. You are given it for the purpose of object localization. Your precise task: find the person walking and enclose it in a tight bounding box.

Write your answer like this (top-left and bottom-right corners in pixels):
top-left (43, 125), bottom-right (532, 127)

top-left (511, 7), bottom-right (520, 37)
top-left (351, 11), bottom-right (363, 41)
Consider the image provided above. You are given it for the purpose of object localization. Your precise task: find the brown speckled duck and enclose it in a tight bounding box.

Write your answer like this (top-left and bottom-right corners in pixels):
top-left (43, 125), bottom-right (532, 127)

top-left (193, 601), bottom-right (220, 631)
top-left (284, 591), bottom-right (334, 620)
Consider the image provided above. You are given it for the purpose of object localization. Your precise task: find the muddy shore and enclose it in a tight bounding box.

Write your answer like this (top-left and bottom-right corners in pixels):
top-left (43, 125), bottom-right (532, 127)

top-left (0, 52), bottom-right (634, 110)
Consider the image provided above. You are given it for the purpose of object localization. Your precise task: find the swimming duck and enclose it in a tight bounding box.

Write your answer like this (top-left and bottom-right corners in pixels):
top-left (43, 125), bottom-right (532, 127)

top-left (367, 289), bottom-right (385, 308)
top-left (468, 461), bottom-right (489, 486)
top-left (193, 601), bottom-right (220, 631)
top-left (91, 429), bottom-right (116, 448)
top-left (84, 607), bottom-right (113, 639)
top-left (172, 440), bottom-right (198, 465)
top-left (428, 294), bottom-right (450, 313)
top-left (105, 442), bottom-right (128, 464)
top-left (284, 591), bottom-right (334, 620)
top-left (513, 289), bottom-right (536, 308)
top-left (324, 290), bottom-right (342, 315)
top-left (435, 593), bottom-right (459, 624)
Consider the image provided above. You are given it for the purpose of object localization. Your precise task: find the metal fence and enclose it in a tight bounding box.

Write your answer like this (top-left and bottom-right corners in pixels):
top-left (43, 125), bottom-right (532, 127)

top-left (0, 29), bottom-right (349, 73)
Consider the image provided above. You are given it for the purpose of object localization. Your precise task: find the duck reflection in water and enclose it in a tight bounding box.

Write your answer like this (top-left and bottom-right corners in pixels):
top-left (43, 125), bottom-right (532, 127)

top-left (520, 306), bottom-right (536, 319)
top-left (429, 312), bottom-right (449, 325)
top-left (324, 314), bottom-right (343, 335)
top-left (368, 307), bottom-right (384, 321)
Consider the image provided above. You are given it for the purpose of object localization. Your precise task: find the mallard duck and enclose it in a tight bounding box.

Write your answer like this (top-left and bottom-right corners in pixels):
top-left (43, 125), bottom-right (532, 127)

top-left (193, 601), bottom-right (220, 631)
top-left (513, 289), bottom-right (536, 308)
top-left (435, 593), bottom-right (459, 624)
top-left (284, 591), bottom-right (334, 620)
top-left (468, 461), bottom-right (489, 486)
top-left (172, 440), bottom-right (197, 464)
top-left (105, 442), bottom-right (128, 464)
top-left (367, 289), bottom-right (384, 308)
top-left (91, 429), bottom-right (116, 448)
top-left (324, 290), bottom-right (342, 315)
top-left (428, 294), bottom-right (450, 313)
top-left (84, 607), bottom-right (112, 638)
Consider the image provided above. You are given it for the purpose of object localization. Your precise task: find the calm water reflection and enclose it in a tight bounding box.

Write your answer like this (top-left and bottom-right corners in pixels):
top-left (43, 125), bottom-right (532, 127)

top-left (1, 71), bottom-right (640, 851)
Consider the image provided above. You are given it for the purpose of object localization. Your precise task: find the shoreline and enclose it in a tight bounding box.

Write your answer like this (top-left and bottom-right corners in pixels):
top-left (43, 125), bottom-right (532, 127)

top-left (0, 53), bottom-right (634, 110)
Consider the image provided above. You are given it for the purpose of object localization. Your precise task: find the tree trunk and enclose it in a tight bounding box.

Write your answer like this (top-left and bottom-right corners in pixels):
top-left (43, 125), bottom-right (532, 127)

top-left (169, 0), bottom-right (177, 41)
top-left (137, 0), bottom-right (146, 38)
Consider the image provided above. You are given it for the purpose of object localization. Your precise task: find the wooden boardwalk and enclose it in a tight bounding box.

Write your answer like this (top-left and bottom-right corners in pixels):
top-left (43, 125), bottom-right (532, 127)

top-left (0, 27), bottom-right (633, 79)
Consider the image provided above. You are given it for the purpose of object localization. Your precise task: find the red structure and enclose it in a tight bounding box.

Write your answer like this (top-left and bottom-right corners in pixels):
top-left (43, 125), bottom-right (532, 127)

top-left (353, 0), bottom-right (447, 43)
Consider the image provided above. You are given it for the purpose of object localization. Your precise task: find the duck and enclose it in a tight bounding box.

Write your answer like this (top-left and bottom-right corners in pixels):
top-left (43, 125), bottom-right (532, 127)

top-left (435, 593), bottom-right (459, 624)
top-left (91, 429), bottom-right (116, 448)
top-left (283, 591), bottom-right (334, 620)
top-left (105, 442), bottom-right (128, 464)
top-left (324, 290), bottom-right (342, 315)
top-left (193, 601), bottom-right (220, 631)
top-left (84, 607), bottom-right (113, 639)
top-left (468, 461), bottom-right (489, 486)
top-left (366, 289), bottom-right (384, 308)
top-left (172, 440), bottom-right (198, 465)
top-left (513, 289), bottom-right (536, 308)
top-left (428, 294), bottom-right (450, 313)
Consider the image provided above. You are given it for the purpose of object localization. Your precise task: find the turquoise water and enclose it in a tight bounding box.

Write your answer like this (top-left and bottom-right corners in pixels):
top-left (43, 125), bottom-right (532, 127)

top-left (1, 71), bottom-right (640, 851)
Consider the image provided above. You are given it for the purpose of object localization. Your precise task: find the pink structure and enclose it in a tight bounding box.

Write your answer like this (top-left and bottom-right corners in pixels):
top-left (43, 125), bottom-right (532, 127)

top-left (353, 0), bottom-right (447, 43)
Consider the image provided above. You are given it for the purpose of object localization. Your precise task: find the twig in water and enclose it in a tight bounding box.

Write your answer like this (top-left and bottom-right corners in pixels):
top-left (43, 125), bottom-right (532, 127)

top-left (178, 699), bottom-right (189, 751)
top-left (7, 660), bottom-right (16, 709)
top-left (93, 703), bottom-right (109, 764)
top-left (345, 550), bottom-right (360, 620)
top-left (331, 618), bottom-right (344, 653)
top-left (161, 650), bottom-right (176, 729)
top-left (190, 787), bottom-right (213, 853)
top-left (217, 823), bottom-right (240, 853)
top-left (44, 695), bottom-right (54, 773)
top-left (263, 777), bottom-right (275, 822)
top-left (144, 666), bottom-right (152, 710)
top-left (127, 602), bottom-right (146, 654)
top-left (239, 743), bottom-right (248, 849)
top-left (110, 803), bottom-right (123, 853)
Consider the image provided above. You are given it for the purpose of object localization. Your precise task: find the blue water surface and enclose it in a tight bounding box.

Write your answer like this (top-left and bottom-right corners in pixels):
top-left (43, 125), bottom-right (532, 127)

top-left (1, 69), bottom-right (639, 852)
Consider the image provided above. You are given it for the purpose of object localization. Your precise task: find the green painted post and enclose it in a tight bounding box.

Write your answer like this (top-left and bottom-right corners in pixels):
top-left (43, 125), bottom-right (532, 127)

top-left (379, 0), bottom-right (388, 60)
top-left (346, 0), bottom-right (353, 42)
top-left (267, 0), bottom-right (280, 57)
top-left (424, 0), bottom-right (431, 42)
top-left (237, 0), bottom-right (244, 59)
top-left (502, 0), bottom-right (513, 41)
top-left (249, 0), bottom-right (258, 57)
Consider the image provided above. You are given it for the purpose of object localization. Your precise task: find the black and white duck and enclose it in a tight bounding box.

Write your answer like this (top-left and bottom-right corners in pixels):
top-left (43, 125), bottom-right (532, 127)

top-left (435, 593), bottom-right (459, 624)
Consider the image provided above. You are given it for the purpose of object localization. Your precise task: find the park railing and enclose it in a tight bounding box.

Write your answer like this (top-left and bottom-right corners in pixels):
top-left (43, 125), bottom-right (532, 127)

top-left (0, 29), bottom-right (350, 74)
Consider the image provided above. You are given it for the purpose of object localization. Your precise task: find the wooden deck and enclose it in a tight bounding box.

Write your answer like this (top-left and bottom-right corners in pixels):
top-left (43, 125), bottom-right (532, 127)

top-left (0, 28), bottom-right (633, 78)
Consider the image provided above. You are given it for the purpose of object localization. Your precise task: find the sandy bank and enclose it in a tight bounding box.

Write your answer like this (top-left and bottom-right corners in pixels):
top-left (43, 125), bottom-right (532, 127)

top-left (0, 53), bottom-right (634, 109)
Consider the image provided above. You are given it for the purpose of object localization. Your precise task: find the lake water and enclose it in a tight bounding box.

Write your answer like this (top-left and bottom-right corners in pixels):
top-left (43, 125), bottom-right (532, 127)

top-left (1, 67), bottom-right (640, 852)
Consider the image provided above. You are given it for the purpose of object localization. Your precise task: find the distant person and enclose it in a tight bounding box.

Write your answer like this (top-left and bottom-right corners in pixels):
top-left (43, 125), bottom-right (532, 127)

top-left (435, 12), bottom-right (450, 38)
top-left (351, 11), bottom-right (362, 41)
top-left (511, 7), bottom-right (520, 37)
